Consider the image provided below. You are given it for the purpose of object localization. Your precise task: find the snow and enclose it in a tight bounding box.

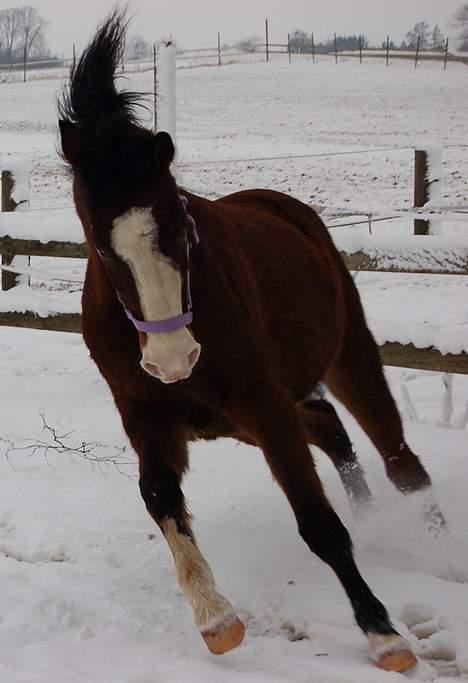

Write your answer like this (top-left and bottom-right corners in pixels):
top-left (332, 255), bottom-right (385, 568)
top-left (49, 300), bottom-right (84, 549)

top-left (331, 229), bottom-right (468, 274)
top-left (0, 57), bottom-right (468, 682)
top-left (0, 209), bottom-right (82, 243)
top-left (0, 282), bottom-right (80, 316)
top-left (421, 144), bottom-right (444, 208)
top-left (1, 327), bottom-right (468, 682)
top-left (355, 272), bottom-right (468, 354)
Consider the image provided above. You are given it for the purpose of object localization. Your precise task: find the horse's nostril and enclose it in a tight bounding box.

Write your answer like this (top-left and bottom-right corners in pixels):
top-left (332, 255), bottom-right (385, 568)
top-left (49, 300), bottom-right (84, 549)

top-left (141, 360), bottom-right (160, 377)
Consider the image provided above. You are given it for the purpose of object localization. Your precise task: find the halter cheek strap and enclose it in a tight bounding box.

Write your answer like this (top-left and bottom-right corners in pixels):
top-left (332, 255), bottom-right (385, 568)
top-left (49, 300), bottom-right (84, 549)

top-left (99, 194), bottom-right (199, 334)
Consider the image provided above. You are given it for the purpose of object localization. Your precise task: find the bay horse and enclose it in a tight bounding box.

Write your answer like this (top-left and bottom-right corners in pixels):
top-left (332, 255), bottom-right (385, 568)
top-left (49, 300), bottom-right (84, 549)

top-left (58, 12), bottom-right (445, 672)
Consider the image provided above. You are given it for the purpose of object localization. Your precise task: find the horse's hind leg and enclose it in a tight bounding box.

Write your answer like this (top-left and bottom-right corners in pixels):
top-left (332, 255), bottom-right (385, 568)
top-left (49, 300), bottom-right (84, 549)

top-left (300, 396), bottom-right (372, 512)
top-left (226, 386), bottom-right (417, 671)
top-left (114, 397), bottom-right (245, 655)
top-left (324, 312), bottom-right (445, 531)
top-left (198, 398), bottom-right (373, 512)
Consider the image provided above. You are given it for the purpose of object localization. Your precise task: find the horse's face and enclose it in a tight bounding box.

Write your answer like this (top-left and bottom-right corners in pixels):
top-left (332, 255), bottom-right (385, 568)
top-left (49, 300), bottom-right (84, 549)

top-left (61, 125), bottom-right (201, 384)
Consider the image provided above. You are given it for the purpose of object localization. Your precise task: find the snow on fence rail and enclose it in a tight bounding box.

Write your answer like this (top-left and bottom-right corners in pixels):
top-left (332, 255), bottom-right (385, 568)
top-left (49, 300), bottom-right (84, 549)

top-left (0, 168), bottom-right (467, 374)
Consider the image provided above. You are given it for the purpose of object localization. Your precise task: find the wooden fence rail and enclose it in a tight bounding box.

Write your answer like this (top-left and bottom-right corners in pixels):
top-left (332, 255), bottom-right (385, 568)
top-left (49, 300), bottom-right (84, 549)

top-left (1, 168), bottom-right (467, 374)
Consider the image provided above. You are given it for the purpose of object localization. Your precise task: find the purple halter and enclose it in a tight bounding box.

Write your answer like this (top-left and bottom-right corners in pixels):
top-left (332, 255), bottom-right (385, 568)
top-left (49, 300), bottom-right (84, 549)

top-left (100, 194), bottom-right (199, 334)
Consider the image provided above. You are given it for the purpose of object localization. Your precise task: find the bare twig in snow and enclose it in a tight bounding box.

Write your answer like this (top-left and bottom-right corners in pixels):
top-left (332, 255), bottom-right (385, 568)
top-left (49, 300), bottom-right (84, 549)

top-left (0, 410), bottom-right (135, 475)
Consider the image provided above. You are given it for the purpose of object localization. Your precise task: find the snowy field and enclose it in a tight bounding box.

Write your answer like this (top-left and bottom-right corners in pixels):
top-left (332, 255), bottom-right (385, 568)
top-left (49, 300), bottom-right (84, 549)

top-left (0, 58), bottom-right (468, 682)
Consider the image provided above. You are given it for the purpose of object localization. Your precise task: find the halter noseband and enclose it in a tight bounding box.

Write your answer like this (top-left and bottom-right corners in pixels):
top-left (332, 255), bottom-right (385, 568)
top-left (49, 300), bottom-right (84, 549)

top-left (99, 194), bottom-right (199, 334)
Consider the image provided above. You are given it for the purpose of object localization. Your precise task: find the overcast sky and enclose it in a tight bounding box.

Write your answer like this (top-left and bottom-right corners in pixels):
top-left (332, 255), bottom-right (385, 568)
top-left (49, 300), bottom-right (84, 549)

top-left (4, 0), bottom-right (465, 56)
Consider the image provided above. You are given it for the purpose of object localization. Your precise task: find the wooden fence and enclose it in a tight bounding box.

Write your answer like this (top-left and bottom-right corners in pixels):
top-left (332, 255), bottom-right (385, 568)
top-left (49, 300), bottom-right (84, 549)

top-left (0, 166), bottom-right (467, 375)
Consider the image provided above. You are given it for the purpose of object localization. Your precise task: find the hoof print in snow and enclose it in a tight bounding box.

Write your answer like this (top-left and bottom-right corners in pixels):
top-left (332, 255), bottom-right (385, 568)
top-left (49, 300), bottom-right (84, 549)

top-left (401, 602), bottom-right (460, 677)
top-left (245, 614), bottom-right (309, 643)
top-left (280, 619), bottom-right (310, 642)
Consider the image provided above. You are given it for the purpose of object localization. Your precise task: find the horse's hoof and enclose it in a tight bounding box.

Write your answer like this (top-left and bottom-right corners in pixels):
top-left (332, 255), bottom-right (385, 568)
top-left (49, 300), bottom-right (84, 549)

top-left (369, 633), bottom-right (418, 672)
top-left (201, 615), bottom-right (245, 655)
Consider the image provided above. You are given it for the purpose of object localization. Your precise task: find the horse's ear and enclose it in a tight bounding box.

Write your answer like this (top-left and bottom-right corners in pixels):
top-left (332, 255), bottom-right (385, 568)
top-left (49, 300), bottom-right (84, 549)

top-left (59, 120), bottom-right (82, 166)
top-left (153, 131), bottom-right (175, 172)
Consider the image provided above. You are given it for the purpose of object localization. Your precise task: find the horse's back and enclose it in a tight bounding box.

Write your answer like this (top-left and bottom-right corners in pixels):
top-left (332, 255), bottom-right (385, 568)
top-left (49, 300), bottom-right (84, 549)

top-left (210, 189), bottom-right (350, 389)
top-left (217, 188), bottom-right (325, 239)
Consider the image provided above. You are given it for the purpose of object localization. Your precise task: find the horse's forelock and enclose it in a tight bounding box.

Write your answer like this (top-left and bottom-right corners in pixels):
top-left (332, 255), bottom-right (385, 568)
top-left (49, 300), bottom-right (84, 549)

top-left (58, 10), bottom-right (154, 205)
top-left (58, 9), bottom-right (142, 131)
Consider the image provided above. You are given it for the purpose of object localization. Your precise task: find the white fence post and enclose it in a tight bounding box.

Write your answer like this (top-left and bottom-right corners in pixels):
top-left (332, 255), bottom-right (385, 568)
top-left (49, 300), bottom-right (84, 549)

top-left (156, 40), bottom-right (178, 178)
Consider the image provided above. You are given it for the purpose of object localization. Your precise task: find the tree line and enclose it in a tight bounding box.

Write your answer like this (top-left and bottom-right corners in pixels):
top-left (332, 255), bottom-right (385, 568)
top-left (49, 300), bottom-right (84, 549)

top-left (285, 22), bottom-right (448, 55)
top-left (240, 5), bottom-right (468, 55)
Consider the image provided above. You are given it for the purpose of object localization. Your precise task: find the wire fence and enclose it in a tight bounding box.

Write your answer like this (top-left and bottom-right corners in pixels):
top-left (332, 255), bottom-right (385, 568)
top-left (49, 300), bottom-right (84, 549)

top-left (1, 21), bottom-right (467, 84)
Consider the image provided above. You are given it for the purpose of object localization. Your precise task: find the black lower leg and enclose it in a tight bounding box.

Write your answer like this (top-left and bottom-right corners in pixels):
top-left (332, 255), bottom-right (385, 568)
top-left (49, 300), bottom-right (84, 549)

top-left (301, 398), bottom-right (372, 507)
top-left (139, 466), bottom-right (193, 540)
top-left (298, 501), bottom-right (396, 636)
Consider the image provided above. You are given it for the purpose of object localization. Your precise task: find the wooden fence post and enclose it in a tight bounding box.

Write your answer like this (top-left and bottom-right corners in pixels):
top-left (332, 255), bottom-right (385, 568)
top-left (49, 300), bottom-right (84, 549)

top-left (311, 32), bottom-right (315, 63)
top-left (217, 32), bottom-right (221, 66)
top-left (265, 19), bottom-right (269, 62)
top-left (414, 145), bottom-right (442, 235)
top-left (334, 33), bottom-right (338, 63)
top-left (288, 33), bottom-right (291, 63)
top-left (1, 171), bottom-right (20, 290)
top-left (386, 35), bottom-right (390, 66)
top-left (359, 34), bottom-right (363, 64)
top-left (414, 150), bottom-right (430, 235)
top-left (444, 38), bottom-right (449, 71)
top-left (415, 35), bottom-right (420, 68)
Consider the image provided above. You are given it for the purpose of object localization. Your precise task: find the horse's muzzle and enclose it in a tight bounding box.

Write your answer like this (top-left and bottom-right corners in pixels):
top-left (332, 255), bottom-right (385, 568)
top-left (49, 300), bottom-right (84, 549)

top-left (140, 333), bottom-right (201, 383)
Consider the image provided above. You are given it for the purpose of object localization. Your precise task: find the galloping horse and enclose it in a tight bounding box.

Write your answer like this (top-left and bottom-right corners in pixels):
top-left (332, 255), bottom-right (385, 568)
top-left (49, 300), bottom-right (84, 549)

top-left (58, 12), bottom-right (444, 672)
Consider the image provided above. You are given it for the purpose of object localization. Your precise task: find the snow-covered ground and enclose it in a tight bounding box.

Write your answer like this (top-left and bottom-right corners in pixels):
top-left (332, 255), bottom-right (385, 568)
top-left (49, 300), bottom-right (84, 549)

top-left (0, 58), bottom-right (467, 682)
top-left (1, 328), bottom-right (467, 683)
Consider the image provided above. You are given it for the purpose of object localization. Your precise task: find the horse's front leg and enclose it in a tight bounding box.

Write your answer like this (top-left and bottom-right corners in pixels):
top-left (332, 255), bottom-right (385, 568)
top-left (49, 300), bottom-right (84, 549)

top-left (115, 397), bottom-right (245, 654)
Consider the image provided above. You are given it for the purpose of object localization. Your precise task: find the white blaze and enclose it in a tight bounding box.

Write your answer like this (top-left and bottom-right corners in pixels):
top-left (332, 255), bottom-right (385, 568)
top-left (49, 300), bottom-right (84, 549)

top-left (111, 208), bottom-right (200, 381)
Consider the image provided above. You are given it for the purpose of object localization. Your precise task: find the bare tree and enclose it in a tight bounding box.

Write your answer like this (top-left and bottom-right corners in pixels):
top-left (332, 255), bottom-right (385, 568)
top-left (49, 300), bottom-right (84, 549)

top-left (453, 2), bottom-right (468, 50)
top-left (237, 36), bottom-right (262, 53)
top-left (126, 34), bottom-right (151, 60)
top-left (402, 21), bottom-right (431, 49)
top-left (0, 7), bottom-right (21, 62)
top-left (17, 5), bottom-right (47, 71)
top-left (289, 30), bottom-right (310, 53)
top-left (432, 25), bottom-right (445, 50)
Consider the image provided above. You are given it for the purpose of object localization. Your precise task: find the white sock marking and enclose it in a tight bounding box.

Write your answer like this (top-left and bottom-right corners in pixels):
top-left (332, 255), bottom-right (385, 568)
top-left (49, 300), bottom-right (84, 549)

top-left (162, 519), bottom-right (237, 631)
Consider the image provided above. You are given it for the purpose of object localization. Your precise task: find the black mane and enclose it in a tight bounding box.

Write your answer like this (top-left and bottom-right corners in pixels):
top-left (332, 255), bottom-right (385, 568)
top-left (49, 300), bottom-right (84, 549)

top-left (58, 10), bottom-right (154, 205)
